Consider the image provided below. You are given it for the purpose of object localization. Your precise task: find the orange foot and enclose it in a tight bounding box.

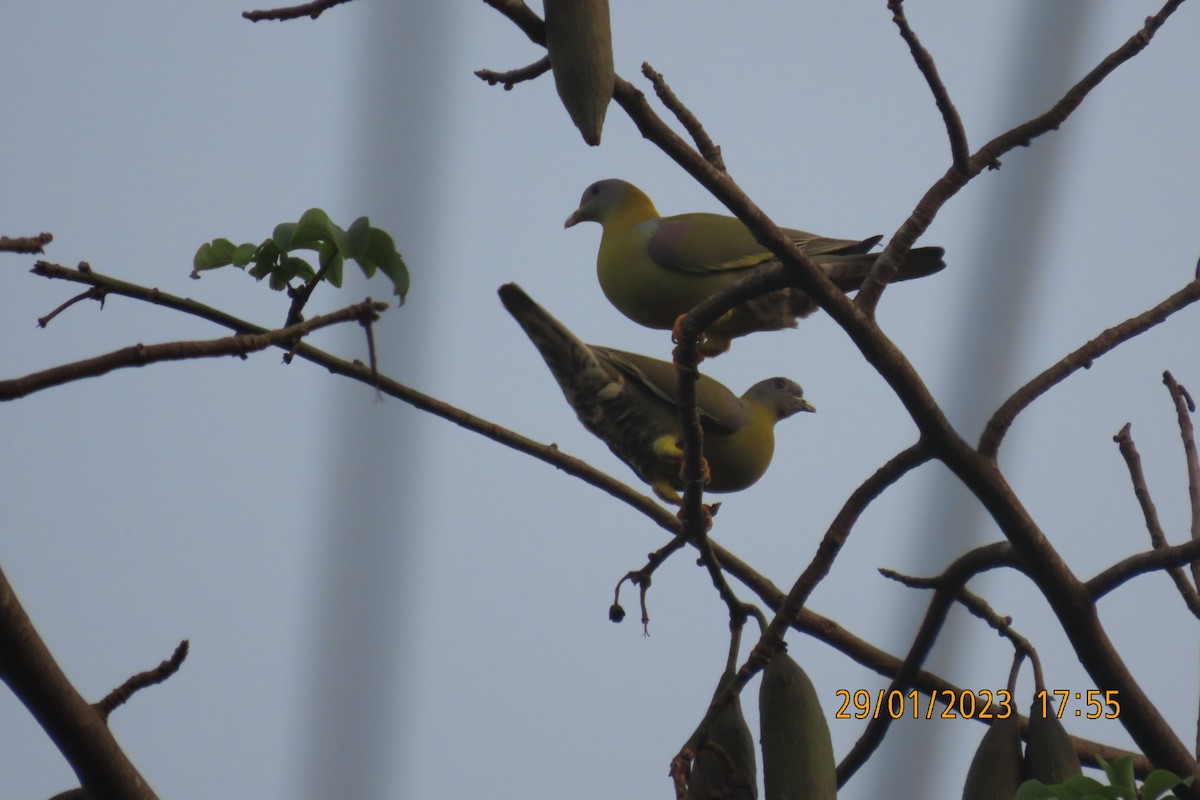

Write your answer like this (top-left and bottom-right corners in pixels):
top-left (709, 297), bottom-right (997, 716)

top-left (675, 502), bottom-right (715, 532)
top-left (676, 454), bottom-right (711, 485)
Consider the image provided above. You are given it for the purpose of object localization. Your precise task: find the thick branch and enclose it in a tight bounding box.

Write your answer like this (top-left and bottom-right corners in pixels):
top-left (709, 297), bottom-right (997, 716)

top-left (0, 564), bottom-right (158, 799)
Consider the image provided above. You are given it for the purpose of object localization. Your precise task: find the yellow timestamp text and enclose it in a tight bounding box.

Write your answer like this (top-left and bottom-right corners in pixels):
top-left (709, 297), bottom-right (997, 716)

top-left (1036, 689), bottom-right (1120, 719)
top-left (833, 689), bottom-right (1013, 720)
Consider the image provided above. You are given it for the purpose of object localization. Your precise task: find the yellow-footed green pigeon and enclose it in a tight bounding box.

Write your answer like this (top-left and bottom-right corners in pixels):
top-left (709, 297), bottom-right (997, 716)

top-left (499, 283), bottom-right (814, 504)
top-left (565, 179), bottom-right (946, 355)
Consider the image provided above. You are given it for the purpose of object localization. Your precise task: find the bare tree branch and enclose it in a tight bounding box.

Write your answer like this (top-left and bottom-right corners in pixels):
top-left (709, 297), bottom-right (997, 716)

top-left (0, 232), bottom-right (53, 254)
top-left (2, 299), bottom-right (387, 400)
top-left (505, 0), bottom-right (1198, 782)
top-left (23, 261), bottom-right (683, 535)
top-left (856, 0), bottom-right (1187, 313)
top-left (714, 542), bottom-right (1152, 775)
top-left (641, 63), bottom-right (726, 172)
top-left (1087, 536), bottom-right (1200, 600)
top-left (1163, 371), bottom-right (1200, 590)
top-left (888, 0), bottom-right (970, 169)
top-left (1114, 423), bottom-right (1200, 616)
top-left (95, 642), bottom-right (189, 721)
top-left (475, 56), bottom-right (550, 90)
top-left (668, 443), bottom-right (930, 782)
top-left (839, 543), bottom-right (1014, 782)
top-left (981, 279), bottom-right (1200, 457)
top-left (242, 0), bottom-right (353, 22)
top-left (0, 563), bottom-right (159, 799)
top-left (479, 0), bottom-right (545, 46)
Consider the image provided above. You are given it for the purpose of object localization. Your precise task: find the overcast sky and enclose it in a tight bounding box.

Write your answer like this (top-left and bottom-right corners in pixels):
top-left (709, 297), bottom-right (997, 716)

top-left (3, 2), bottom-right (1199, 798)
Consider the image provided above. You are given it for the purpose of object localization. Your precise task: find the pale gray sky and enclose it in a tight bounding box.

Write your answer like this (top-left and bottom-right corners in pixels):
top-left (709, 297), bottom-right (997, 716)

top-left (3, 2), bottom-right (1199, 798)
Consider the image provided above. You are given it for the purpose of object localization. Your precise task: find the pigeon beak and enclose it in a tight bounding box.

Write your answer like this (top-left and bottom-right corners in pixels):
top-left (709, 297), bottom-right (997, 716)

top-left (799, 399), bottom-right (816, 413)
top-left (564, 208), bottom-right (584, 228)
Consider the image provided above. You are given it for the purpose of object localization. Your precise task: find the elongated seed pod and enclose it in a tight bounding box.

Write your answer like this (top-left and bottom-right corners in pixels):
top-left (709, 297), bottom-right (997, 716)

top-left (544, 0), bottom-right (614, 146)
top-left (758, 650), bottom-right (836, 800)
top-left (689, 668), bottom-right (758, 800)
top-left (1023, 698), bottom-right (1081, 784)
top-left (961, 713), bottom-right (1022, 800)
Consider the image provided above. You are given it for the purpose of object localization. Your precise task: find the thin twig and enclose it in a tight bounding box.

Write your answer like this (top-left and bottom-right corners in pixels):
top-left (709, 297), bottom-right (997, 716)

top-left (857, 0), bottom-right (1187, 313)
top-left (25, 261), bottom-right (683, 535)
top-left (839, 543), bottom-right (1014, 783)
top-left (2, 299), bottom-right (387, 401)
top-left (670, 444), bottom-right (930, 782)
top-left (709, 541), bottom-right (1151, 774)
top-left (479, 0), bottom-right (546, 46)
top-left (0, 232), bottom-right (53, 254)
top-left (1113, 423), bottom-right (1200, 616)
top-left (1163, 371), bottom-right (1200, 590)
top-left (641, 63), bottom-right (725, 171)
top-left (1087, 535), bottom-right (1200, 600)
top-left (887, 0), bottom-right (970, 169)
top-left (242, 0), bottom-right (353, 22)
top-left (761, 444), bottom-right (931, 651)
top-left (475, 57), bottom-right (550, 90)
top-left (980, 279), bottom-right (1200, 457)
top-left (37, 286), bottom-right (108, 327)
top-left (95, 641), bottom-right (189, 720)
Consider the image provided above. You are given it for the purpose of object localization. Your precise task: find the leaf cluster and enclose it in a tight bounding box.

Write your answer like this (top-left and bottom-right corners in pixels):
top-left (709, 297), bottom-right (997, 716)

top-left (1017, 755), bottom-right (1193, 800)
top-left (191, 208), bottom-right (408, 300)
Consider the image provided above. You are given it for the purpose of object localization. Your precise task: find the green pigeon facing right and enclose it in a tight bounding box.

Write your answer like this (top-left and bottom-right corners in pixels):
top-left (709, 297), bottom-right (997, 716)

top-left (499, 283), bottom-right (815, 504)
top-left (565, 178), bottom-right (947, 355)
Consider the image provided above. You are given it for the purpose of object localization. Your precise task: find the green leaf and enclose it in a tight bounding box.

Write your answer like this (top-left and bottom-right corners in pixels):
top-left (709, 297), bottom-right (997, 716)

top-left (317, 239), bottom-right (339, 271)
top-left (1142, 770), bottom-right (1194, 800)
top-left (231, 242), bottom-right (258, 268)
top-left (1097, 756), bottom-right (1135, 793)
top-left (192, 238), bottom-right (238, 270)
top-left (272, 221), bottom-right (297, 251)
top-left (361, 226), bottom-right (408, 301)
top-left (291, 207), bottom-right (336, 250)
top-left (324, 252), bottom-right (344, 288)
top-left (290, 256), bottom-right (316, 282)
top-left (1016, 775), bottom-right (1130, 800)
top-left (268, 264), bottom-right (289, 291)
top-left (195, 212), bottom-right (406, 300)
top-left (346, 215), bottom-right (371, 259)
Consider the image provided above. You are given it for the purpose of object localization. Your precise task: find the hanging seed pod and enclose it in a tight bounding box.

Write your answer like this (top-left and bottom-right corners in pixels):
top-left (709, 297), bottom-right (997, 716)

top-left (689, 668), bottom-right (758, 800)
top-left (758, 649), bottom-right (836, 800)
top-left (543, 0), bottom-right (614, 145)
top-left (1023, 698), bottom-right (1081, 784)
top-left (961, 713), bottom-right (1023, 800)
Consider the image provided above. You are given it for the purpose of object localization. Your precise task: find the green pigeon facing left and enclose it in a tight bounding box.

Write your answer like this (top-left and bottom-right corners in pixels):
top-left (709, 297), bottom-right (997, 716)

top-left (499, 283), bottom-right (815, 504)
top-left (565, 178), bottom-right (947, 355)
